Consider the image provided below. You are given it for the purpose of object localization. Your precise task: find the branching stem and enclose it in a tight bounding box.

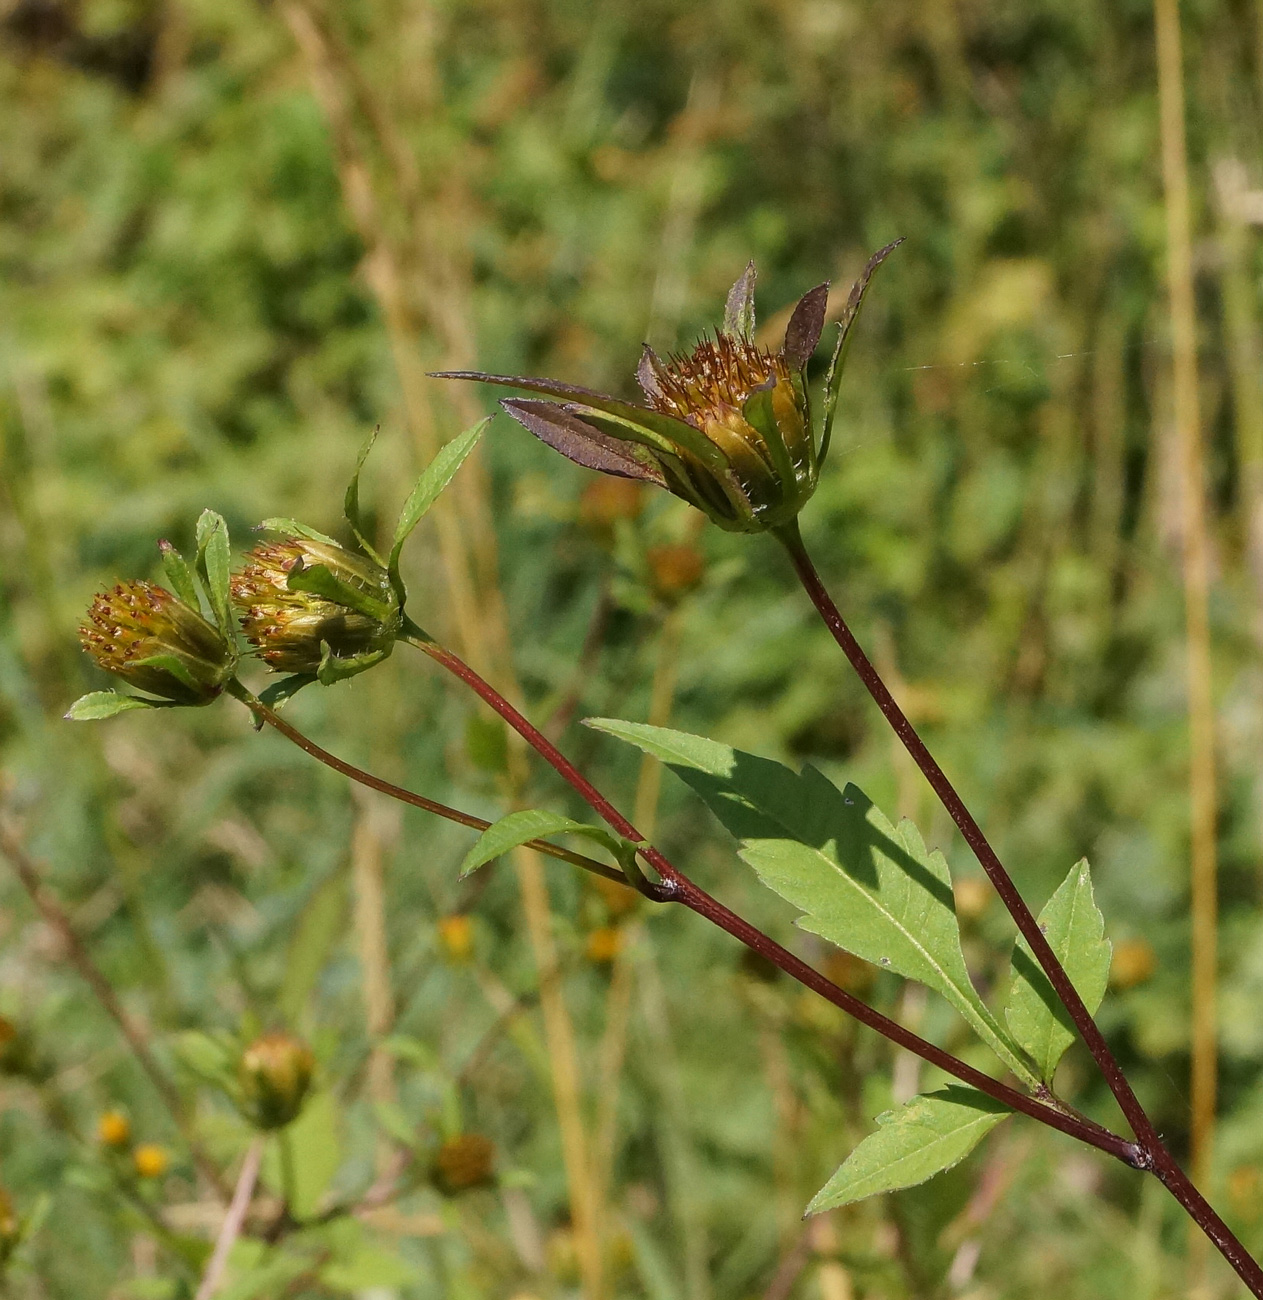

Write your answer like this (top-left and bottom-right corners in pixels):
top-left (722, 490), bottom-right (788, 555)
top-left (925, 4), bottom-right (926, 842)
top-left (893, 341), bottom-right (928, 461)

top-left (775, 521), bottom-right (1263, 1296)
top-left (398, 629), bottom-right (1141, 1168)
top-left (225, 681), bottom-right (627, 886)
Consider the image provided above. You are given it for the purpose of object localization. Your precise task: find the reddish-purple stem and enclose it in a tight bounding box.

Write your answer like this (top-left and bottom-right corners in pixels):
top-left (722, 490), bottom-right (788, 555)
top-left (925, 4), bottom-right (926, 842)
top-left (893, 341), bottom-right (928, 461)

top-left (410, 635), bottom-right (1141, 1169)
top-left (777, 522), bottom-right (1263, 1296)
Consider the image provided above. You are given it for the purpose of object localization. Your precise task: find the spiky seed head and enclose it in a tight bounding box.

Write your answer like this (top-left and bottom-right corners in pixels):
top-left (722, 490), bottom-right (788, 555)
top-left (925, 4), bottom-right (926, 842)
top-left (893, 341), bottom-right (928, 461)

top-left (79, 581), bottom-right (233, 705)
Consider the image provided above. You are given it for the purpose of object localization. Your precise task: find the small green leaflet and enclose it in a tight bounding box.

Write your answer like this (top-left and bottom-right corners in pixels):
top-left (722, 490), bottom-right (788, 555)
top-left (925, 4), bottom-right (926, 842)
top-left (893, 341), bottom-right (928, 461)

top-left (586, 719), bottom-right (1037, 1085)
top-left (388, 419), bottom-right (488, 600)
top-left (343, 426), bottom-right (385, 563)
top-left (459, 809), bottom-right (625, 879)
top-left (806, 1086), bottom-right (1010, 1212)
top-left (1005, 859), bottom-right (1111, 1084)
top-left (259, 517), bottom-right (341, 547)
top-left (159, 541), bottom-right (201, 611)
top-left (65, 691), bottom-right (164, 720)
top-left (195, 509), bottom-right (234, 637)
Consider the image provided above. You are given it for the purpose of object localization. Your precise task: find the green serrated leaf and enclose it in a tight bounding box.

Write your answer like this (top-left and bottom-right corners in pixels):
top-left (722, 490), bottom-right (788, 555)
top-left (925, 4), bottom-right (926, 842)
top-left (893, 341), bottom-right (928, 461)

top-left (343, 426), bottom-right (385, 563)
top-left (65, 691), bottom-right (162, 721)
top-left (315, 643), bottom-right (391, 686)
top-left (388, 419), bottom-right (489, 599)
top-left (159, 542), bottom-right (200, 611)
top-left (586, 719), bottom-right (1036, 1084)
top-left (458, 809), bottom-right (623, 879)
top-left (1005, 859), bottom-right (1111, 1084)
top-left (259, 518), bottom-right (341, 547)
top-left (807, 1086), bottom-right (1009, 1212)
top-left (195, 509), bottom-right (234, 636)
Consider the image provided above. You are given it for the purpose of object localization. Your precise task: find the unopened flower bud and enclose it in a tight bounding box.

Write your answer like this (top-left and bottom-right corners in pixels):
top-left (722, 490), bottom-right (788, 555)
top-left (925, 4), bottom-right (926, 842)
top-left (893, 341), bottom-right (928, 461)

top-left (232, 538), bottom-right (398, 682)
top-left (433, 1133), bottom-right (496, 1195)
top-left (133, 1144), bottom-right (169, 1179)
top-left (79, 582), bottom-right (234, 705)
top-left (97, 1110), bottom-right (131, 1148)
top-left (238, 1032), bottom-right (315, 1130)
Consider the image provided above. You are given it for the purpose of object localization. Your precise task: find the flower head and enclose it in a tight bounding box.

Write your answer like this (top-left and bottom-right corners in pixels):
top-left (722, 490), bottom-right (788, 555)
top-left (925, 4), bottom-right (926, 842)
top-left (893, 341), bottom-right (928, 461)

top-left (435, 242), bottom-right (901, 533)
top-left (133, 1144), bottom-right (169, 1179)
top-left (231, 536), bottom-right (399, 683)
top-left (97, 1110), bottom-right (131, 1149)
top-left (238, 1031), bottom-right (315, 1130)
top-left (433, 1134), bottom-right (496, 1195)
top-left (79, 581), bottom-right (233, 705)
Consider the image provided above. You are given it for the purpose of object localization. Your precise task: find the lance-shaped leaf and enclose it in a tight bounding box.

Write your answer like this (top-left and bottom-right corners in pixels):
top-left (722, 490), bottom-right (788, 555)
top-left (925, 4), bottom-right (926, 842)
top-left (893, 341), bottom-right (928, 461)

top-left (501, 399), bottom-right (666, 484)
top-left (316, 643), bottom-right (391, 686)
top-left (158, 541), bottom-right (201, 612)
top-left (1005, 859), bottom-right (1111, 1084)
top-left (65, 691), bottom-right (168, 720)
top-left (782, 282), bottom-right (830, 371)
top-left (194, 509), bottom-right (234, 638)
top-left (259, 518), bottom-right (341, 547)
top-left (344, 426), bottom-right (385, 564)
top-left (431, 371), bottom-right (722, 464)
top-left (807, 1087), bottom-right (1010, 1213)
top-left (388, 418), bottom-right (488, 599)
top-left (723, 261), bottom-right (757, 340)
top-left (459, 809), bottom-right (626, 879)
top-left (820, 238), bottom-right (904, 462)
top-left (586, 719), bottom-right (1037, 1085)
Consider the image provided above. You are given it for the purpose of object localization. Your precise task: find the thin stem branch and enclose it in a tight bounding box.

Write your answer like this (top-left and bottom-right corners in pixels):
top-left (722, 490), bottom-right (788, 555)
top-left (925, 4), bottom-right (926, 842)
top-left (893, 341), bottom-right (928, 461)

top-left (0, 815), bottom-right (230, 1201)
top-left (400, 632), bottom-right (1141, 1168)
top-left (776, 524), bottom-right (1153, 1139)
top-left (195, 1138), bottom-right (263, 1300)
top-left (777, 524), bottom-right (1263, 1296)
top-left (225, 682), bottom-right (625, 886)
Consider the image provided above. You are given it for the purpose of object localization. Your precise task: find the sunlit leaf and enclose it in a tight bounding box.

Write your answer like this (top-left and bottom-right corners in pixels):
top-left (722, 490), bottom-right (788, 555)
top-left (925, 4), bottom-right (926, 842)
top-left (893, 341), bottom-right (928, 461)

top-left (1005, 859), bottom-right (1111, 1084)
top-left (586, 719), bottom-right (1036, 1083)
top-left (459, 809), bottom-right (624, 879)
top-left (807, 1086), bottom-right (1009, 1212)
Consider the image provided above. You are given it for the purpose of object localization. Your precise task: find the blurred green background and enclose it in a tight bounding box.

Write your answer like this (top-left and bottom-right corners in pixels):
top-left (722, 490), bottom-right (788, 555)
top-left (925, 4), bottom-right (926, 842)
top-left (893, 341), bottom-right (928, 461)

top-left (3, 0), bottom-right (1263, 1295)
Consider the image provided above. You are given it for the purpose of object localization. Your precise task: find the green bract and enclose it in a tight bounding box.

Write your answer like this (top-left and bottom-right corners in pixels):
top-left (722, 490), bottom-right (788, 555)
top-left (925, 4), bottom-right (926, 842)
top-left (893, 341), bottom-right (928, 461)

top-left (435, 243), bottom-right (901, 533)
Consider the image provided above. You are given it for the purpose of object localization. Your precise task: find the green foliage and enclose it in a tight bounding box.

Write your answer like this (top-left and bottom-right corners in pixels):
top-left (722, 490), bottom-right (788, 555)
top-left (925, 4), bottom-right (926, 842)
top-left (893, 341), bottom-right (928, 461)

top-left (458, 808), bottom-right (626, 878)
top-left (807, 1087), bottom-right (1011, 1212)
top-left (1006, 860), bottom-right (1112, 1084)
top-left (588, 718), bottom-right (1036, 1083)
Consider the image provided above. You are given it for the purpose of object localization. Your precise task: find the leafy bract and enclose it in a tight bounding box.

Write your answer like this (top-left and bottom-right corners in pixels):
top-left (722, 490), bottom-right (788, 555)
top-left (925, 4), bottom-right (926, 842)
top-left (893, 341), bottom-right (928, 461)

top-left (259, 518), bottom-right (341, 547)
top-left (1005, 859), bottom-right (1111, 1083)
top-left (65, 691), bottom-right (165, 720)
top-left (343, 426), bottom-right (385, 563)
top-left (806, 1086), bottom-right (1009, 1212)
top-left (586, 719), bottom-right (1036, 1084)
top-left (388, 419), bottom-right (489, 599)
top-left (195, 509), bottom-right (234, 637)
top-left (459, 809), bottom-right (625, 879)
top-left (159, 541), bottom-right (200, 611)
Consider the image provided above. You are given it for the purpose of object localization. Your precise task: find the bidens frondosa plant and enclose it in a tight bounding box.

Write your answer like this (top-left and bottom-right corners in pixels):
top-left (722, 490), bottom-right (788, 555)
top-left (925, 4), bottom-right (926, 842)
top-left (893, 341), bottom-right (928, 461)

top-left (436, 241), bottom-right (901, 533)
top-left (56, 255), bottom-right (1263, 1298)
